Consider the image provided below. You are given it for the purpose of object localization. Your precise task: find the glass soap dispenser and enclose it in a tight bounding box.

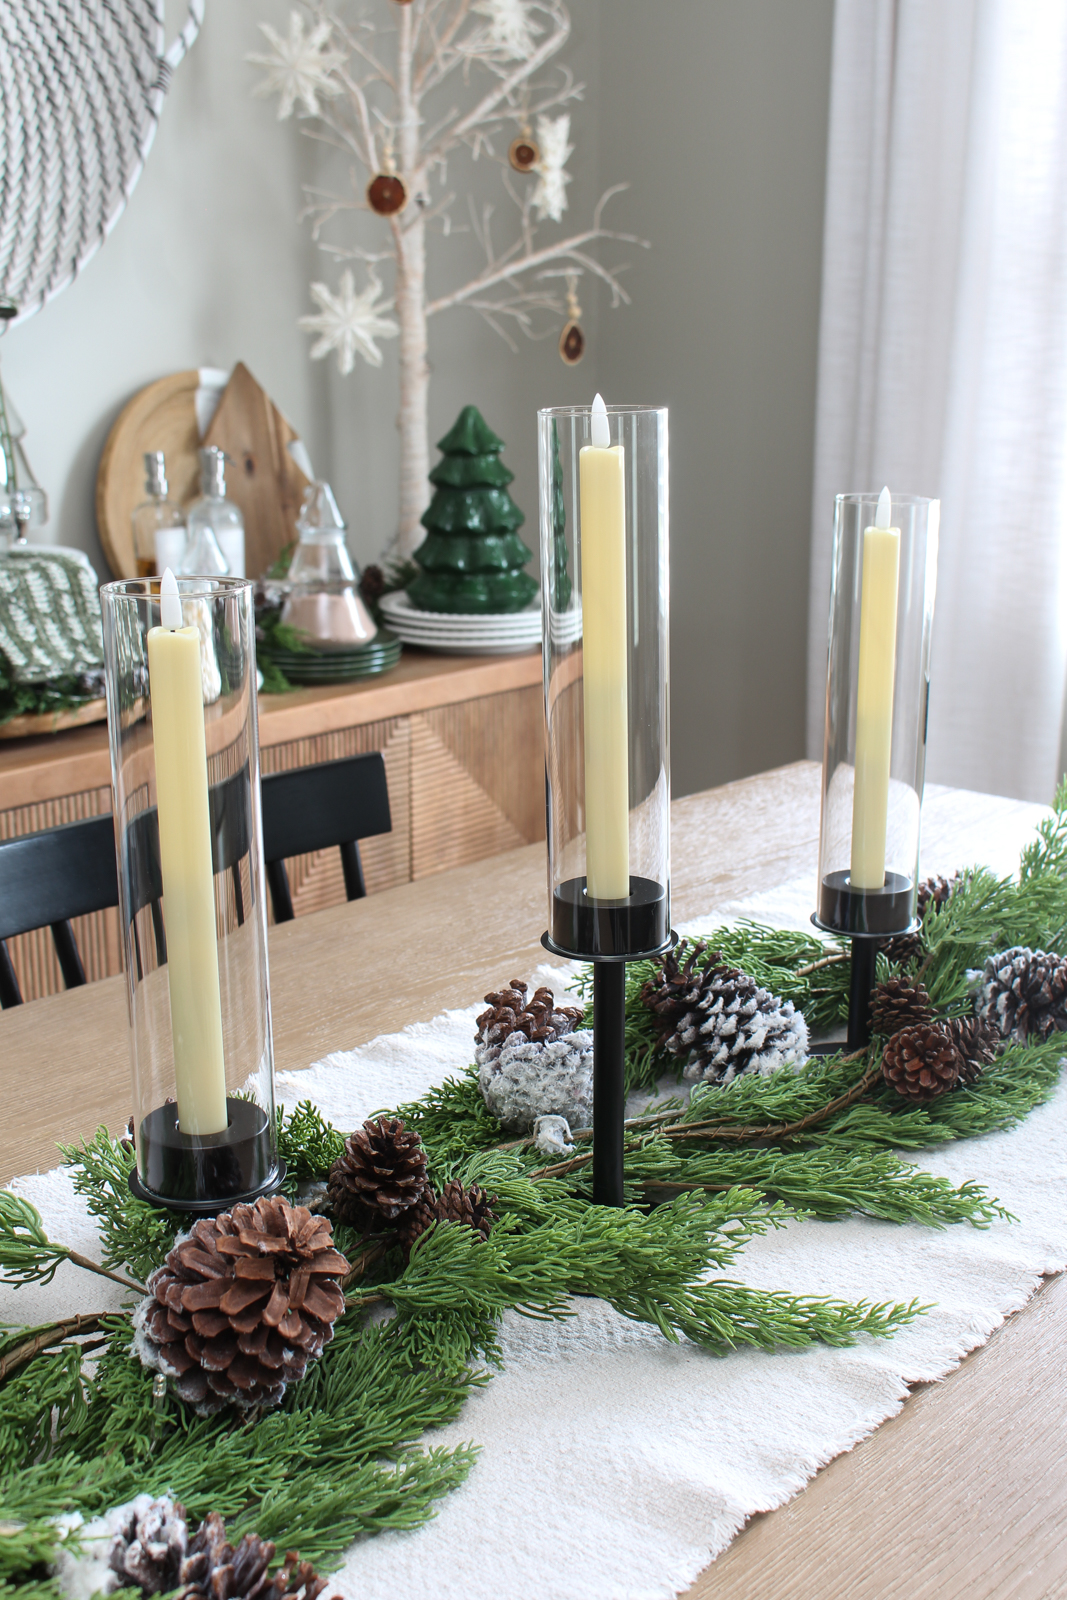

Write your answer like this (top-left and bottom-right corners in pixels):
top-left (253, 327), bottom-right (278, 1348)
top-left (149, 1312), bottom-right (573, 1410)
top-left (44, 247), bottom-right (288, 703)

top-left (181, 447), bottom-right (244, 577)
top-left (132, 452), bottom-right (186, 577)
top-left (281, 481), bottom-right (377, 649)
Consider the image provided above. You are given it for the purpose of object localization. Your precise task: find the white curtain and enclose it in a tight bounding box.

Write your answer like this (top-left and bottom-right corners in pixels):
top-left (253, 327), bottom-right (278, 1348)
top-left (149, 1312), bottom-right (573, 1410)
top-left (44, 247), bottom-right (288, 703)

top-left (807, 0), bottom-right (1067, 803)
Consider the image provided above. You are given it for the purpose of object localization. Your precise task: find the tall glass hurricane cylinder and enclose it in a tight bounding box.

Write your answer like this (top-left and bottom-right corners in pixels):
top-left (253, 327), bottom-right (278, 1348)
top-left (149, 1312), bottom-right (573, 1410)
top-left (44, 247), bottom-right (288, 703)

top-left (538, 405), bottom-right (670, 960)
top-left (816, 494), bottom-right (939, 938)
top-left (101, 576), bottom-right (282, 1211)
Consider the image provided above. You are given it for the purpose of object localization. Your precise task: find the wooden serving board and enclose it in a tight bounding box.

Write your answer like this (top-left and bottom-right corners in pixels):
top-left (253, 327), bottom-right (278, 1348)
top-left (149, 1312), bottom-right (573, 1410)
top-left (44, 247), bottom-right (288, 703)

top-left (0, 699), bottom-right (108, 740)
top-left (96, 370), bottom-right (203, 578)
top-left (95, 365), bottom-right (311, 580)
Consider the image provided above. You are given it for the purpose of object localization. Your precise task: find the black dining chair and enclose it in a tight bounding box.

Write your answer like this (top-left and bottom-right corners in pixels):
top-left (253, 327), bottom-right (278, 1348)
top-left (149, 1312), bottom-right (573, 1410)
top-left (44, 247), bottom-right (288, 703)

top-left (0, 813), bottom-right (119, 1007)
top-left (0, 751), bottom-right (392, 1005)
top-left (260, 751), bottom-right (391, 922)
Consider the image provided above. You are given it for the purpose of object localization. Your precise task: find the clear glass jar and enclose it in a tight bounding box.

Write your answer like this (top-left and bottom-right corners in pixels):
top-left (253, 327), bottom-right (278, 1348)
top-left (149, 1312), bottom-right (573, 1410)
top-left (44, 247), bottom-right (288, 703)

top-left (132, 451), bottom-right (186, 578)
top-left (538, 403), bottom-right (670, 959)
top-left (181, 448), bottom-right (242, 578)
top-left (280, 481), bottom-right (376, 649)
top-left (100, 576), bottom-right (282, 1210)
top-left (815, 493), bottom-right (940, 936)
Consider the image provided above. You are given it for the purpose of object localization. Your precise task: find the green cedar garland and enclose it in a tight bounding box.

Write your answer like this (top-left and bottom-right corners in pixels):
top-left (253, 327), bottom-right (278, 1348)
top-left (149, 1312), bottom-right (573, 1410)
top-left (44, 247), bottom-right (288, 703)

top-left (4, 789), bottom-right (1067, 1589)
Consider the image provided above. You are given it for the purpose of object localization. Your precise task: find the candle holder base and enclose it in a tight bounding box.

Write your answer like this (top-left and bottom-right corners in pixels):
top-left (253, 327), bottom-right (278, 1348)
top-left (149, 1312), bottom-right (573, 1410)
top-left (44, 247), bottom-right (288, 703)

top-left (815, 872), bottom-right (918, 938)
top-left (128, 1096), bottom-right (286, 1215)
top-left (548, 877), bottom-right (670, 960)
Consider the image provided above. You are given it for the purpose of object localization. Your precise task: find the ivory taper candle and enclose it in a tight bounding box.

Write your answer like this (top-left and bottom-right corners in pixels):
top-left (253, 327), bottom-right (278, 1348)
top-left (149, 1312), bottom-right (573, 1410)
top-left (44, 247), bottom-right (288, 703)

top-left (850, 486), bottom-right (900, 890)
top-left (147, 570), bottom-right (228, 1135)
top-left (580, 394), bottom-right (630, 899)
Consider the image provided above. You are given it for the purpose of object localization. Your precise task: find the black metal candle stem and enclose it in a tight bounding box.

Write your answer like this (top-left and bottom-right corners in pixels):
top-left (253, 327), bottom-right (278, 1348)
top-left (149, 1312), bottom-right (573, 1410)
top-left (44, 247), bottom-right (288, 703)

top-left (592, 961), bottom-right (627, 1207)
top-left (846, 935), bottom-right (879, 1050)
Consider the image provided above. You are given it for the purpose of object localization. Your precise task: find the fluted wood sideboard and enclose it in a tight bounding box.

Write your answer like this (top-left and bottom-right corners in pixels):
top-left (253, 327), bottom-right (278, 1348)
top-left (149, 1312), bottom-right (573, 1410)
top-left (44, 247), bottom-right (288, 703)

top-left (0, 650), bottom-right (545, 1000)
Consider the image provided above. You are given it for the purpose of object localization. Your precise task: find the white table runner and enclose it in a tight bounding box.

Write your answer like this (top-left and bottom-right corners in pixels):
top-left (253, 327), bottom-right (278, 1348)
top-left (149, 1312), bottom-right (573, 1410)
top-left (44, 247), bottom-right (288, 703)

top-left (6, 842), bottom-right (1065, 1599)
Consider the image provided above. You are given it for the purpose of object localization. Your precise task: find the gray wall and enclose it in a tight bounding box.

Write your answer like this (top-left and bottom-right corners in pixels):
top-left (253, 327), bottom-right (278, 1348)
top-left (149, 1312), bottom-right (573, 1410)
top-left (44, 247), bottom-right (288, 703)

top-left (595, 1), bottom-right (834, 797)
top-left (2, 0), bottom-right (834, 799)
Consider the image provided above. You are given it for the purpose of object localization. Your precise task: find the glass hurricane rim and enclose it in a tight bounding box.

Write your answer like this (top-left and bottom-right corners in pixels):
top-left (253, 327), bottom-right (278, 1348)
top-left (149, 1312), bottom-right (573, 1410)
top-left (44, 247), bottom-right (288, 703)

top-left (537, 403), bottom-right (667, 420)
top-left (834, 492), bottom-right (940, 509)
top-left (101, 575), bottom-right (254, 603)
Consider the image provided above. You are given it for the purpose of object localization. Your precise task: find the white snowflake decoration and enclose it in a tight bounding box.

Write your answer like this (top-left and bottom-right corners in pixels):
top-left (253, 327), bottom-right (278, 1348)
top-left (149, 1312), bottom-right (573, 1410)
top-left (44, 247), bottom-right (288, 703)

top-left (298, 269), bottom-right (400, 374)
top-left (531, 114), bottom-right (573, 222)
top-left (248, 11), bottom-right (345, 120)
top-left (472, 0), bottom-right (541, 60)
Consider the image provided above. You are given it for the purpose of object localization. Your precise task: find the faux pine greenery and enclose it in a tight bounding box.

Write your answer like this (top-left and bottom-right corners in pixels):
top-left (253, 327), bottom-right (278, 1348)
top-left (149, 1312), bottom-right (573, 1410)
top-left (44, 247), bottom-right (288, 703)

top-left (3, 790), bottom-right (1067, 1589)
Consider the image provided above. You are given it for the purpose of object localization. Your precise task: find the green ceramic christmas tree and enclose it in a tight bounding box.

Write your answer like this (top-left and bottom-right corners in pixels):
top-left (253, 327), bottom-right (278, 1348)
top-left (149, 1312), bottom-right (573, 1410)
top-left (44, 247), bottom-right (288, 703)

top-left (407, 406), bottom-right (538, 613)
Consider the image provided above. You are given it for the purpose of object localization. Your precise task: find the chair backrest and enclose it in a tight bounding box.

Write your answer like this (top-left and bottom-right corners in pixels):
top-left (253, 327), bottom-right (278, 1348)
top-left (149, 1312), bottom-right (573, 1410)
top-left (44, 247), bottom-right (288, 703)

top-left (0, 813), bottom-right (119, 1005)
top-left (0, 751), bottom-right (393, 1003)
top-left (260, 751), bottom-right (391, 921)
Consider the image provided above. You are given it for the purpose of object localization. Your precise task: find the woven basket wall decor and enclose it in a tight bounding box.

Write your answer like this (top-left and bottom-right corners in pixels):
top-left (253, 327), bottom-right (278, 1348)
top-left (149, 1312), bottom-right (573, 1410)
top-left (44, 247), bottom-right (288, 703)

top-left (0, 0), bottom-right (204, 324)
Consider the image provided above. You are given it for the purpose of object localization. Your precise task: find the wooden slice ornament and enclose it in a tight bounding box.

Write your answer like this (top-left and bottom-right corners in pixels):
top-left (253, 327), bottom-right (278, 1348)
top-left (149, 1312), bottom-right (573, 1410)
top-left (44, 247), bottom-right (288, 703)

top-left (558, 272), bottom-right (585, 365)
top-left (367, 174), bottom-right (407, 215)
top-left (508, 136), bottom-right (540, 173)
top-left (559, 321), bottom-right (585, 365)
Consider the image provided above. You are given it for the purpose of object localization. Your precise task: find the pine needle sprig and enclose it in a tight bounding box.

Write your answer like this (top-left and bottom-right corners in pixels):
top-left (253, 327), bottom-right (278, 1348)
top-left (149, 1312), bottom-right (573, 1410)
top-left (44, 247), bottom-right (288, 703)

top-left (60, 1129), bottom-right (181, 1283)
top-left (276, 1099), bottom-right (346, 1187)
top-left (0, 1192), bottom-right (144, 1296)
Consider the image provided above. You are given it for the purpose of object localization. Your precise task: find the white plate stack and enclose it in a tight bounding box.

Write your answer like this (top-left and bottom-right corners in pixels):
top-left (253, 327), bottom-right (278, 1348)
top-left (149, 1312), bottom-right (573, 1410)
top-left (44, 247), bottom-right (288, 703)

top-left (377, 592), bottom-right (530, 655)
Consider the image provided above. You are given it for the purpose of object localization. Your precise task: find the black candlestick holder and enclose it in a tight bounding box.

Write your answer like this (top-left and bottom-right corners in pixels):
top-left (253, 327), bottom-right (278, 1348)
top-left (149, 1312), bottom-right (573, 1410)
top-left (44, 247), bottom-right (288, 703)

top-left (812, 876), bottom-right (919, 1052)
top-left (544, 905), bottom-right (673, 1208)
top-left (538, 401), bottom-right (671, 1207)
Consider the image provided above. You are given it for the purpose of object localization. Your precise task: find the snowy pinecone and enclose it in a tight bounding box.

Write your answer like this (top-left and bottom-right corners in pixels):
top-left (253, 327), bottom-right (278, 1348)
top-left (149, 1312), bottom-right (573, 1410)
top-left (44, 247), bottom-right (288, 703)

top-left (478, 1027), bottom-right (594, 1131)
top-left (641, 940), bottom-right (808, 1085)
top-left (132, 1198), bottom-right (348, 1416)
top-left (475, 979), bottom-right (584, 1069)
top-left (975, 946), bottom-right (1067, 1043)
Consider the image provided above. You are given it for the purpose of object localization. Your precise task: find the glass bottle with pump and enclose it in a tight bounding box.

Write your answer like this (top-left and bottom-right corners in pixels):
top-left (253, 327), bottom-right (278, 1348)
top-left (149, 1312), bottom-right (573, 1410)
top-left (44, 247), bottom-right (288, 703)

top-left (181, 447), bottom-right (244, 577)
top-left (132, 452), bottom-right (186, 577)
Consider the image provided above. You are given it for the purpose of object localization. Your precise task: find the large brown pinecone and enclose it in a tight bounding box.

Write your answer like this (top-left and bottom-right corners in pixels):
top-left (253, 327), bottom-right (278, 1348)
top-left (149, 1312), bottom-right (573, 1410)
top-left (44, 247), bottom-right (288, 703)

top-left (946, 1014), bottom-right (1001, 1084)
top-left (882, 1023), bottom-right (962, 1102)
top-left (396, 1178), bottom-right (497, 1259)
top-left (976, 946), bottom-right (1067, 1043)
top-left (476, 980), bottom-right (584, 1057)
top-left (133, 1197), bottom-right (348, 1415)
top-left (327, 1116), bottom-right (429, 1228)
top-left (869, 975), bottom-right (934, 1036)
top-left (640, 939), bottom-right (808, 1084)
top-left (178, 1512), bottom-right (329, 1600)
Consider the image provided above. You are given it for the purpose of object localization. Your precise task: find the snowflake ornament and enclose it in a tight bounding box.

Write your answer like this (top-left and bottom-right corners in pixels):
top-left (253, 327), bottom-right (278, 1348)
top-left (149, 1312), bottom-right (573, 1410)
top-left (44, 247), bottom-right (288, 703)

top-left (299, 269), bottom-right (400, 374)
top-left (472, 0), bottom-right (541, 60)
top-left (532, 114), bottom-right (573, 222)
top-left (249, 11), bottom-right (345, 120)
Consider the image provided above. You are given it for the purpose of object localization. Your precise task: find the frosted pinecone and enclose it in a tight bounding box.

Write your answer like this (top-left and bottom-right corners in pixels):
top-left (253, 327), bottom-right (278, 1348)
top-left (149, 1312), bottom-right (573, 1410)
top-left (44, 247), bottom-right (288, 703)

top-left (976, 946), bottom-right (1067, 1044)
top-left (478, 1028), bottom-right (593, 1132)
top-left (677, 974), bottom-right (809, 1085)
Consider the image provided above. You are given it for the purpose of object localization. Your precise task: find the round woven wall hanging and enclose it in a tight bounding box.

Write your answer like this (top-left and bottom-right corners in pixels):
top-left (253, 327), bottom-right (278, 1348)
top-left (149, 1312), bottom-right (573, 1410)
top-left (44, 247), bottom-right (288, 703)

top-left (0, 0), bottom-right (204, 324)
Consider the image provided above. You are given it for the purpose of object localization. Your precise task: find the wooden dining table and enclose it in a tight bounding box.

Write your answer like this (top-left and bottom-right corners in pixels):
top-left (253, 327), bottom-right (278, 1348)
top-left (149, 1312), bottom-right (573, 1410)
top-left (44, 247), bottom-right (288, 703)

top-left (2, 759), bottom-right (1064, 1600)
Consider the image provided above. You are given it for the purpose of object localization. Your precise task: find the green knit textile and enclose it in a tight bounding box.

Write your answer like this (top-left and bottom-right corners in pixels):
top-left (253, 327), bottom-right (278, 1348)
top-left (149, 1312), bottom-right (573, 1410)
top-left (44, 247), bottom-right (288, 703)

top-left (0, 549), bottom-right (104, 682)
top-left (408, 406), bottom-right (538, 614)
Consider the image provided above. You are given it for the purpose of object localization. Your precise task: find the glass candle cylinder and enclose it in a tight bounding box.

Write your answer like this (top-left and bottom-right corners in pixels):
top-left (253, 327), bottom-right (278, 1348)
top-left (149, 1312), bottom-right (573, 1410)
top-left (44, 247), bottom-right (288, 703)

top-left (816, 493), bottom-right (939, 937)
top-left (538, 404), bottom-right (670, 959)
top-left (101, 576), bottom-right (283, 1210)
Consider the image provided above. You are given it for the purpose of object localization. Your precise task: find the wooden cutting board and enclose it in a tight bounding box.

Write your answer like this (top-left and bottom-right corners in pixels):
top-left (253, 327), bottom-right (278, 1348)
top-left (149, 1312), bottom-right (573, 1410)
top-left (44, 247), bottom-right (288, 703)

top-left (95, 364), bottom-right (311, 579)
top-left (96, 370), bottom-right (203, 577)
top-left (203, 362), bottom-right (310, 578)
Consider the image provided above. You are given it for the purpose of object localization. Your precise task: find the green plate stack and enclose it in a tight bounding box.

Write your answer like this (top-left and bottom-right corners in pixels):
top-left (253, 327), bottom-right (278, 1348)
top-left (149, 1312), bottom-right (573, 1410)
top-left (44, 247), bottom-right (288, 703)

top-left (264, 629), bottom-right (402, 685)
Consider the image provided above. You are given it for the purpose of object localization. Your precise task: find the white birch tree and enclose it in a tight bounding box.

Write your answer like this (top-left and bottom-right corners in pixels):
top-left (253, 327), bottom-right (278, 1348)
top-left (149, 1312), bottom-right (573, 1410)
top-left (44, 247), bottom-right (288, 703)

top-left (250, 0), bottom-right (641, 556)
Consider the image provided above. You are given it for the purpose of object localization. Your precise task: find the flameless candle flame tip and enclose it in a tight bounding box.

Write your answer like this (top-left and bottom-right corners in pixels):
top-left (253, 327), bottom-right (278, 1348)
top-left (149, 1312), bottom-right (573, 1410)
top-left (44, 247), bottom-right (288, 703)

top-left (160, 568), bottom-right (183, 631)
top-left (591, 393), bottom-right (610, 450)
top-left (875, 485), bottom-right (892, 529)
